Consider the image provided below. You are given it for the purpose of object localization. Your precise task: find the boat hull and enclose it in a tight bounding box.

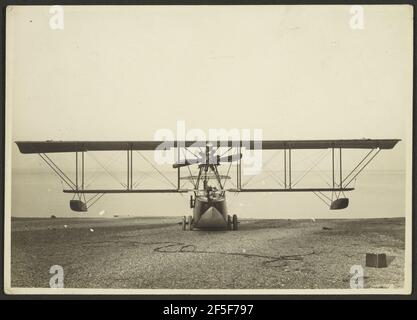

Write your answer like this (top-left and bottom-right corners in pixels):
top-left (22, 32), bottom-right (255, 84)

top-left (193, 196), bottom-right (228, 229)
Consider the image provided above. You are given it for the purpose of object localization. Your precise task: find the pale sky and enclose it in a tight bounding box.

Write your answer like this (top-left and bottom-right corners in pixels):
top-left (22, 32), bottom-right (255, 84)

top-left (7, 5), bottom-right (412, 171)
top-left (6, 5), bottom-right (413, 218)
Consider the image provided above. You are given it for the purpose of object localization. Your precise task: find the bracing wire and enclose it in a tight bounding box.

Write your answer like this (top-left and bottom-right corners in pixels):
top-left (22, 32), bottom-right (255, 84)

top-left (136, 151), bottom-right (177, 188)
top-left (181, 148), bottom-right (196, 188)
top-left (312, 191), bottom-right (330, 207)
top-left (222, 161), bottom-right (233, 189)
top-left (242, 150), bottom-right (281, 188)
top-left (87, 193), bottom-right (105, 209)
top-left (292, 149), bottom-right (330, 187)
top-left (86, 152), bottom-right (127, 188)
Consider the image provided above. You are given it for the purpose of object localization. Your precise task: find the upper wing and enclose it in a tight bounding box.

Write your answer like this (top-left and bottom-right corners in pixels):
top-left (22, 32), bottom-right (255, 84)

top-left (15, 139), bottom-right (400, 154)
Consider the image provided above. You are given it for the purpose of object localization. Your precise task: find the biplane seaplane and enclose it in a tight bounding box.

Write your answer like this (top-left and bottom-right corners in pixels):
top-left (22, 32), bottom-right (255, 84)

top-left (16, 139), bottom-right (399, 231)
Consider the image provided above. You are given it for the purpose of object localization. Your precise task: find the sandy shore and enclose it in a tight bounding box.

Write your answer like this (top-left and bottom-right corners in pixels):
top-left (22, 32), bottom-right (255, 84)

top-left (10, 217), bottom-right (405, 289)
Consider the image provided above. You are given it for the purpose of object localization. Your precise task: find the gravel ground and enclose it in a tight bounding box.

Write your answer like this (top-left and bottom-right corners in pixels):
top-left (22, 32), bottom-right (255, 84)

top-left (10, 217), bottom-right (405, 289)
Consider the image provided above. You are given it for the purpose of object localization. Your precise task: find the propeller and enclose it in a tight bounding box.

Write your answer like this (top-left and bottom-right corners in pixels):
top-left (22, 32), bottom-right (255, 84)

top-left (172, 157), bottom-right (202, 169)
top-left (172, 144), bottom-right (242, 168)
top-left (218, 153), bottom-right (242, 163)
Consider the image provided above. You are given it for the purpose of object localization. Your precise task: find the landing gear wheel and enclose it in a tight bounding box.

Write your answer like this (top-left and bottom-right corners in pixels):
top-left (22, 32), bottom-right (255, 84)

top-left (182, 216), bottom-right (186, 231)
top-left (227, 215), bottom-right (232, 230)
top-left (232, 214), bottom-right (238, 231)
top-left (188, 215), bottom-right (193, 231)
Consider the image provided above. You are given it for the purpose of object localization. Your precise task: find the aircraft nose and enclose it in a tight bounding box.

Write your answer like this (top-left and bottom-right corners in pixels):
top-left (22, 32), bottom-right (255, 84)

top-left (197, 206), bottom-right (226, 229)
top-left (205, 207), bottom-right (216, 219)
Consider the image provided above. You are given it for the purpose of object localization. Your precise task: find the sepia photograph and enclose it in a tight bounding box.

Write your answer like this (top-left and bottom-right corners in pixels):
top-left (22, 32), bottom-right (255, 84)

top-left (4, 4), bottom-right (413, 295)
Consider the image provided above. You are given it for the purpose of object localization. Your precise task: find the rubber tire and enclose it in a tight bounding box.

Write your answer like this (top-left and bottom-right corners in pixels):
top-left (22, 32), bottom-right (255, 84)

top-left (227, 215), bottom-right (232, 231)
top-left (182, 216), bottom-right (186, 231)
top-left (188, 215), bottom-right (193, 231)
top-left (232, 214), bottom-right (238, 231)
